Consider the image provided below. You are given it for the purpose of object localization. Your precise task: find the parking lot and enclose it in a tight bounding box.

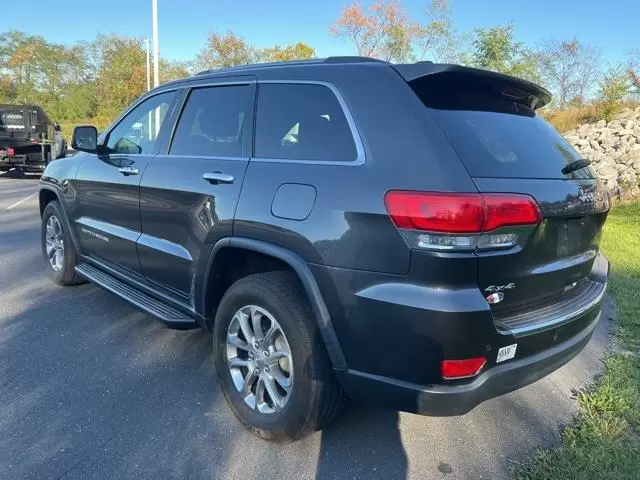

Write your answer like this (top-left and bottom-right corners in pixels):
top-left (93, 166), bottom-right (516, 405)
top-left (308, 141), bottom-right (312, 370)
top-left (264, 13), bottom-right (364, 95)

top-left (0, 172), bottom-right (611, 480)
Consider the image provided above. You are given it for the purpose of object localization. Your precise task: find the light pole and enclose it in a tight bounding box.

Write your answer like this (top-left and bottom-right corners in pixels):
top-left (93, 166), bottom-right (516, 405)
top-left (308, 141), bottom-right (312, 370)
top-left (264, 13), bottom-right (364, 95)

top-left (152, 0), bottom-right (159, 89)
top-left (151, 0), bottom-right (160, 137)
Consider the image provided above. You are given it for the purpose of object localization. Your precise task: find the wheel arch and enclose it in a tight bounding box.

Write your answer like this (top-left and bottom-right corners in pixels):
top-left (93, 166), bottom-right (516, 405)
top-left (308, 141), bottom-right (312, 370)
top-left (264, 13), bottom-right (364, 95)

top-left (200, 237), bottom-right (347, 370)
top-left (39, 186), bottom-right (81, 254)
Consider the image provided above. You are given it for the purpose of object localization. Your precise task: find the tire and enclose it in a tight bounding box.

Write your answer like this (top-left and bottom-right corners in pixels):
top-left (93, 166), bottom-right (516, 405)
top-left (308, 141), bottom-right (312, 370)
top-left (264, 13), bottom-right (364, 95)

top-left (41, 201), bottom-right (84, 285)
top-left (213, 271), bottom-right (346, 442)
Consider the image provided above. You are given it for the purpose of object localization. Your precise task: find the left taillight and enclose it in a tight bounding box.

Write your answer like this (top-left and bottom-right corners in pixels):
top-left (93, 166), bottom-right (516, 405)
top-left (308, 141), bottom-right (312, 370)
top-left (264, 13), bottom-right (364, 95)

top-left (384, 191), bottom-right (541, 252)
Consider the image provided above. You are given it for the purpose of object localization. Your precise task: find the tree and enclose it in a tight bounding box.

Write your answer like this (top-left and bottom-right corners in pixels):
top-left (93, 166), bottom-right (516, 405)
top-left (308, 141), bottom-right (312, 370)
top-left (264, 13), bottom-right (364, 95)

top-left (466, 24), bottom-right (540, 83)
top-left (160, 59), bottom-right (190, 83)
top-left (330, 0), bottom-right (419, 62)
top-left (258, 42), bottom-right (315, 62)
top-left (91, 35), bottom-right (146, 119)
top-left (415, 0), bottom-right (461, 62)
top-left (195, 31), bottom-right (256, 71)
top-left (628, 49), bottom-right (640, 96)
top-left (538, 38), bottom-right (601, 106)
top-left (598, 65), bottom-right (632, 121)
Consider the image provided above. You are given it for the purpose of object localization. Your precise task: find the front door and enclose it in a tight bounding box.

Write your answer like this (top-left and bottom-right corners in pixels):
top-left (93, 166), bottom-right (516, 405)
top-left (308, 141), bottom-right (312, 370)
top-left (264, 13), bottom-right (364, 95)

top-left (74, 90), bottom-right (178, 274)
top-left (138, 79), bottom-right (255, 297)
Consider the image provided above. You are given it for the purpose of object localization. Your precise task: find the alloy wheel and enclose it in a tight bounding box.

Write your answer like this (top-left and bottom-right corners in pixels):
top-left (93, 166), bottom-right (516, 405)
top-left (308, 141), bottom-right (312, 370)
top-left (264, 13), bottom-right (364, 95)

top-left (226, 305), bottom-right (293, 414)
top-left (45, 215), bottom-right (64, 272)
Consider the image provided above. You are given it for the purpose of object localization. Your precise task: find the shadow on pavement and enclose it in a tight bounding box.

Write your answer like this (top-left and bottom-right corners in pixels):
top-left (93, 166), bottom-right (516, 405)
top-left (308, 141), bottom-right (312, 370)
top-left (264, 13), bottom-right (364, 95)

top-left (316, 408), bottom-right (407, 480)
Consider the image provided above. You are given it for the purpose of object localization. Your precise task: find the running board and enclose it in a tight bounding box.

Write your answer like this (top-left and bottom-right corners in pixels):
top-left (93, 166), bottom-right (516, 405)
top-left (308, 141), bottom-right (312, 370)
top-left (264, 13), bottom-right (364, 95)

top-left (75, 263), bottom-right (198, 329)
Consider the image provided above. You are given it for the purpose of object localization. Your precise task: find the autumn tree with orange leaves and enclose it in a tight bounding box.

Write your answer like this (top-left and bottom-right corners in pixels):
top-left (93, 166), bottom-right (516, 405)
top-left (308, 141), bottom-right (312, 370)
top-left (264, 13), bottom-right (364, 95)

top-left (330, 0), bottom-right (459, 63)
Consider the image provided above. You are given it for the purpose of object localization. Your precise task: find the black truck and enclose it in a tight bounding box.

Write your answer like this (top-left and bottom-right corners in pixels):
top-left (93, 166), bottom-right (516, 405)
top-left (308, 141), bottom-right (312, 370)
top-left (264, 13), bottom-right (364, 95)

top-left (0, 104), bottom-right (65, 172)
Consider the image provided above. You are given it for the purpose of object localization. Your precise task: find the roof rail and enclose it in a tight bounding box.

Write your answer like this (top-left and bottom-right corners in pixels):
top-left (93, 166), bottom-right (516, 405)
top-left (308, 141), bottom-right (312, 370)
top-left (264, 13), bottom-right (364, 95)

top-left (196, 56), bottom-right (387, 76)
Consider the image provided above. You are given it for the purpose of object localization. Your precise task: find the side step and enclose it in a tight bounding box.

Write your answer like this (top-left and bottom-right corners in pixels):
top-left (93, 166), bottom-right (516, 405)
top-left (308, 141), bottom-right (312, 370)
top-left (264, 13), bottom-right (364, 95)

top-left (75, 263), bottom-right (198, 329)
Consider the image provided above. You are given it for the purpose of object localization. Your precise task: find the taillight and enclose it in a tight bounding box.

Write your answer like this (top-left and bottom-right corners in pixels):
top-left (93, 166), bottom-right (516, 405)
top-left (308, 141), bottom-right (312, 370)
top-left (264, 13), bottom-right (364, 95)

top-left (6, 148), bottom-right (14, 157)
top-left (482, 194), bottom-right (541, 231)
top-left (441, 357), bottom-right (486, 380)
top-left (31, 138), bottom-right (39, 144)
top-left (384, 191), bottom-right (541, 252)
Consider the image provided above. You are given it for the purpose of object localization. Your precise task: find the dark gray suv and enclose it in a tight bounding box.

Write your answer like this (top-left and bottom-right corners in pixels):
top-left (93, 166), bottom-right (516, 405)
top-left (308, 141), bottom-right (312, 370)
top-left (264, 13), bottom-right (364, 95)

top-left (39, 57), bottom-right (610, 442)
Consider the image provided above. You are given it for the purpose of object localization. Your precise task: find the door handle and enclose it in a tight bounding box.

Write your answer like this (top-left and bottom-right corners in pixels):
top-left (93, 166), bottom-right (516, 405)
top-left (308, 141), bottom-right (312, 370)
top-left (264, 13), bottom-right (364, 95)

top-left (203, 172), bottom-right (235, 184)
top-left (119, 166), bottom-right (139, 176)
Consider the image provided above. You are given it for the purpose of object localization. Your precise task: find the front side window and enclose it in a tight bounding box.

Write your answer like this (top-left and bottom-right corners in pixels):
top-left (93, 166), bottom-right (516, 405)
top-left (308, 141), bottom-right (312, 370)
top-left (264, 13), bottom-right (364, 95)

top-left (169, 85), bottom-right (252, 157)
top-left (255, 84), bottom-right (358, 162)
top-left (106, 91), bottom-right (175, 155)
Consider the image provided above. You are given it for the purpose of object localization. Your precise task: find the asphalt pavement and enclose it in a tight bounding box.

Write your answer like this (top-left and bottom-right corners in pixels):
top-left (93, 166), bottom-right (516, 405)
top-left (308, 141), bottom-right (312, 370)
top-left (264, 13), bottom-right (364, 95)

top-left (0, 171), bottom-right (611, 480)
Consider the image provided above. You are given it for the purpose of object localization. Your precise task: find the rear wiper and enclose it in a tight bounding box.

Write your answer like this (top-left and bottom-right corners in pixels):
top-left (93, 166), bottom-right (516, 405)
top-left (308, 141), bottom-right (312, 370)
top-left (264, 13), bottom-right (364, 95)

top-left (562, 158), bottom-right (591, 175)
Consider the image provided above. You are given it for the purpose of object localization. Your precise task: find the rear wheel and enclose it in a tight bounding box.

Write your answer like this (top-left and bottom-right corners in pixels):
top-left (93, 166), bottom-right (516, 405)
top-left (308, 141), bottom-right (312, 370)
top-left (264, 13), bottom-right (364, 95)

top-left (41, 201), bottom-right (84, 285)
top-left (213, 271), bottom-right (346, 442)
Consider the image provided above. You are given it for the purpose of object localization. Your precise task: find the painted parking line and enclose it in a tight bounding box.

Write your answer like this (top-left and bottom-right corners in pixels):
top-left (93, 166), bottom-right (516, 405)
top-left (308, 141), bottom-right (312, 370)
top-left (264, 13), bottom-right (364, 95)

top-left (5, 192), bottom-right (38, 210)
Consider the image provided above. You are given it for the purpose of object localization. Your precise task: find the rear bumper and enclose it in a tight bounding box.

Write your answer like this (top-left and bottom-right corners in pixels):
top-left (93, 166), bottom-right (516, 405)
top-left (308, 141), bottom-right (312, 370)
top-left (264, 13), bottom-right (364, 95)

top-left (311, 253), bottom-right (608, 416)
top-left (0, 143), bottom-right (46, 170)
top-left (337, 311), bottom-right (600, 416)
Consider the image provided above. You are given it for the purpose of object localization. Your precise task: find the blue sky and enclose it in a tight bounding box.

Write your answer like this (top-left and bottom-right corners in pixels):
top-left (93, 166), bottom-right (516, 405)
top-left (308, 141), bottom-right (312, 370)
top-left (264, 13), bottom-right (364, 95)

top-left (5, 0), bottom-right (638, 65)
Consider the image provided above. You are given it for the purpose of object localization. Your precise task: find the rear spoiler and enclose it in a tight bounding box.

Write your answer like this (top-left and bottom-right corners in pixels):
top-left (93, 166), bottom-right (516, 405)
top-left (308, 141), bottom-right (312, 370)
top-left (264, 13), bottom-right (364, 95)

top-left (392, 63), bottom-right (552, 110)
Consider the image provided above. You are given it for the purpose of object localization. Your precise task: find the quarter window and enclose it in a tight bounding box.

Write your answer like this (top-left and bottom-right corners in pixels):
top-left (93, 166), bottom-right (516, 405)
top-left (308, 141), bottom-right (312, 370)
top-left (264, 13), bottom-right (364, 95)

top-left (255, 84), bottom-right (358, 162)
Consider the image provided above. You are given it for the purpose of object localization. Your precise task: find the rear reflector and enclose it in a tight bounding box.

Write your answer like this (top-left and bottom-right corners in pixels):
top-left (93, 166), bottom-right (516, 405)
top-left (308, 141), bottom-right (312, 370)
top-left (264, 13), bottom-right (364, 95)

top-left (441, 357), bottom-right (486, 380)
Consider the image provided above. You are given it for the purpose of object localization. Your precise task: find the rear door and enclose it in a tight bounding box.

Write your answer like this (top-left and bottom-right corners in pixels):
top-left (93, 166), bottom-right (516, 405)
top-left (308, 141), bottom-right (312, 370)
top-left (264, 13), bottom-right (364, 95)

top-left (137, 78), bottom-right (255, 298)
top-left (74, 90), bottom-right (178, 274)
top-left (407, 69), bottom-right (610, 312)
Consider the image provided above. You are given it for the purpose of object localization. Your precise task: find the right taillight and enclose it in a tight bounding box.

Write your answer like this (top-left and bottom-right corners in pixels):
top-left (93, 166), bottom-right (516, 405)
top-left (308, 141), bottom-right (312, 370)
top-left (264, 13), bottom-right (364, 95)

top-left (384, 191), bottom-right (541, 252)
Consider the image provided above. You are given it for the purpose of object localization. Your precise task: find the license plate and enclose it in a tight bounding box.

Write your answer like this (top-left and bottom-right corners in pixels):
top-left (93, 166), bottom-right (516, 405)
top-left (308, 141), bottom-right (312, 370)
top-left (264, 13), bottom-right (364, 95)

top-left (496, 343), bottom-right (518, 363)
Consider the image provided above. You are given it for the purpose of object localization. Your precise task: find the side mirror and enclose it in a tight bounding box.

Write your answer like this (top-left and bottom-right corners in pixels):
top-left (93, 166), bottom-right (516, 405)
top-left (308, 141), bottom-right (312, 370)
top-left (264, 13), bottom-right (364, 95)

top-left (54, 123), bottom-right (61, 132)
top-left (72, 125), bottom-right (98, 153)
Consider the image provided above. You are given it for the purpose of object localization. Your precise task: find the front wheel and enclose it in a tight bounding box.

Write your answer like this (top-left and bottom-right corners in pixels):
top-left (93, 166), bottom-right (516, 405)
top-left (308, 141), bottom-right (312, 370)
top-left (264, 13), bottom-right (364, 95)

top-left (41, 201), bottom-right (84, 285)
top-left (213, 272), bottom-right (346, 442)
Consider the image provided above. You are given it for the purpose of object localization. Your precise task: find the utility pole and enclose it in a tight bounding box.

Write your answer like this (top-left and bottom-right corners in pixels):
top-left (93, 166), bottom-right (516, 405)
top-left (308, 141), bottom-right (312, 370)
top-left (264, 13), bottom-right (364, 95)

top-left (152, 0), bottom-right (159, 89)
top-left (151, 0), bottom-right (160, 137)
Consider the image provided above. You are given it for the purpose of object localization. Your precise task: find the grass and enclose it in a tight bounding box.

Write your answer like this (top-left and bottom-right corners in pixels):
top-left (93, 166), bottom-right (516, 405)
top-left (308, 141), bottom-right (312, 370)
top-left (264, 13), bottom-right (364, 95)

top-left (518, 202), bottom-right (640, 479)
top-left (542, 104), bottom-right (604, 133)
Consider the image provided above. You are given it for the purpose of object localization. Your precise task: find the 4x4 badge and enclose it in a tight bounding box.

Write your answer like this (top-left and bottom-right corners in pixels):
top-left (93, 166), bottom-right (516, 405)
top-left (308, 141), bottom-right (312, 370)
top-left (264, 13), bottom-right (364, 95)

top-left (485, 283), bottom-right (515, 292)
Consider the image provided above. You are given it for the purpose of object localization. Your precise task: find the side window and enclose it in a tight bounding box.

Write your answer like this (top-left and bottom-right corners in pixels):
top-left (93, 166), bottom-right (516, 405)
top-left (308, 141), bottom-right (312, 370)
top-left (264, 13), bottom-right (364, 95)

top-left (255, 84), bottom-right (358, 162)
top-left (106, 91), bottom-right (175, 155)
top-left (169, 85), bottom-right (251, 157)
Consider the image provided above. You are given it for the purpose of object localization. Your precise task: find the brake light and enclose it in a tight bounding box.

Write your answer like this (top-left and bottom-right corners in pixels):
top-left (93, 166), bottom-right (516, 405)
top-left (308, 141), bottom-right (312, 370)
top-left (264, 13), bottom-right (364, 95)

top-left (7, 148), bottom-right (14, 157)
top-left (385, 192), bottom-right (484, 233)
top-left (384, 191), bottom-right (541, 251)
top-left (482, 194), bottom-right (541, 231)
top-left (441, 357), bottom-right (486, 380)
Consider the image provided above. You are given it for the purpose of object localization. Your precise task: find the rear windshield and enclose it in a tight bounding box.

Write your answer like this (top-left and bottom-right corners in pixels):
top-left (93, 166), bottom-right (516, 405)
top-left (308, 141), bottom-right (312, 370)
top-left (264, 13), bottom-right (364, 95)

top-left (0, 108), bottom-right (27, 131)
top-left (412, 82), bottom-right (594, 179)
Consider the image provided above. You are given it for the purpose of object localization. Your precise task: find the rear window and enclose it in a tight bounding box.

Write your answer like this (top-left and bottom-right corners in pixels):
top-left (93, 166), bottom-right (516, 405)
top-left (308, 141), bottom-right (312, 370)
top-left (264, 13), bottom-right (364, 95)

top-left (413, 82), bottom-right (594, 179)
top-left (0, 108), bottom-right (27, 131)
top-left (255, 84), bottom-right (358, 162)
